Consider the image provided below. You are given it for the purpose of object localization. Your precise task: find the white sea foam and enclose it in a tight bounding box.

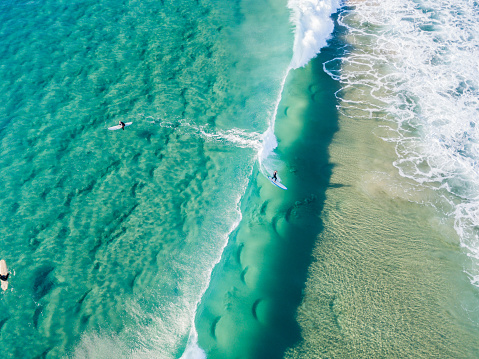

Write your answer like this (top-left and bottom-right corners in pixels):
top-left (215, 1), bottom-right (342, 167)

top-left (258, 72), bottom-right (287, 176)
top-left (198, 127), bottom-right (263, 150)
top-left (178, 197), bottom-right (245, 358)
top-left (179, 327), bottom-right (206, 359)
top-left (288, 0), bottom-right (341, 69)
top-left (153, 118), bottom-right (264, 151)
top-left (260, 0), bottom-right (341, 175)
top-left (328, 0), bottom-right (479, 286)
top-left (179, 1), bottom-right (343, 355)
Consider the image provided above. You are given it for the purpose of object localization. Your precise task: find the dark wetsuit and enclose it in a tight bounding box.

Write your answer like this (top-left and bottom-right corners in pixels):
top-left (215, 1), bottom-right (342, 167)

top-left (272, 171), bottom-right (278, 181)
top-left (120, 121), bottom-right (126, 130)
top-left (0, 273), bottom-right (9, 281)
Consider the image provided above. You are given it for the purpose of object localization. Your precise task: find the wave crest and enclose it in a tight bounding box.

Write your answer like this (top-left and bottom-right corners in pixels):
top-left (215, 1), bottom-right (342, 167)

top-left (288, 0), bottom-right (341, 68)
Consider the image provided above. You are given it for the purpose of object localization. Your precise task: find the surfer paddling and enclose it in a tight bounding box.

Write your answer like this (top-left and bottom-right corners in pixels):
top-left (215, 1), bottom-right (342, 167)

top-left (272, 170), bottom-right (278, 182)
top-left (119, 121), bottom-right (126, 130)
top-left (0, 272), bottom-right (8, 282)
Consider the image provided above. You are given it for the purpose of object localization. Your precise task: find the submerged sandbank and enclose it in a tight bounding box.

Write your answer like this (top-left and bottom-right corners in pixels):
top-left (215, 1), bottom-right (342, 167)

top-left (194, 12), bottom-right (479, 357)
top-left (194, 31), bottom-right (341, 359)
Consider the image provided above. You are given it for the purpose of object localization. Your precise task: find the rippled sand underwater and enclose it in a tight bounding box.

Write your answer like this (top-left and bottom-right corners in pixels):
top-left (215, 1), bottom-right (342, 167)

top-left (0, 0), bottom-right (293, 357)
top-left (195, 4), bottom-right (479, 358)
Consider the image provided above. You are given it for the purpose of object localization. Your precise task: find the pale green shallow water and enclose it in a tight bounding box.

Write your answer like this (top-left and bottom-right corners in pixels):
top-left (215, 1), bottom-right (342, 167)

top-left (284, 57), bottom-right (479, 357)
top-left (285, 9), bottom-right (479, 358)
top-left (284, 61), bottom-right (479, 358)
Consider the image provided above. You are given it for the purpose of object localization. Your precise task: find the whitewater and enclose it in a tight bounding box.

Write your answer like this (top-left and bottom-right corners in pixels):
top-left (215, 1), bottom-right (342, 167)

top-left (181, 0), bottom-right (341, 357)
top-left (325, 0), bottom-right (479, 287)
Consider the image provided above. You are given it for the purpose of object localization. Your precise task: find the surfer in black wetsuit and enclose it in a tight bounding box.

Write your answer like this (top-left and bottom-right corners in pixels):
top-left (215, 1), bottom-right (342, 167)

top-left (272, 170), bottom-right (278, 182)
top-left (119, 121), bottom-right (126, 130)
top-left (0, 272), bottom-right (8, 282)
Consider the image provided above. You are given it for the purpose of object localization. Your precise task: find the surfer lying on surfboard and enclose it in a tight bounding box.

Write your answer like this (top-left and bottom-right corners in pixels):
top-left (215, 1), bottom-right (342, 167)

top-left (0, 272), bottom-right (8, 281)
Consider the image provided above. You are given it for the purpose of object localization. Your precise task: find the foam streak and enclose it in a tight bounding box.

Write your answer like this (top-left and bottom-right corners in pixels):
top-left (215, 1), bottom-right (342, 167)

top-left (328, 0), bottom-right (479, 286)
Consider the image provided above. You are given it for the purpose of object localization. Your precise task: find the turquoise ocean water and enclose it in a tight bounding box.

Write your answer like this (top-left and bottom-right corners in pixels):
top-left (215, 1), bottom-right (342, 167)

top-left (2, 0), bottom-right (479, 358)
top-left (0, 0), bottom-right (295, 357)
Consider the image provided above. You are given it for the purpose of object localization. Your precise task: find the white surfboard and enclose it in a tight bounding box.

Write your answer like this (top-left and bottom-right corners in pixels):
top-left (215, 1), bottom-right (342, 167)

top-left (0, 259), bottom-right (8, 291)
top-left (108, 122), bottom-right (133, 131)
top-left (268, 176), bottom-right (287, 190)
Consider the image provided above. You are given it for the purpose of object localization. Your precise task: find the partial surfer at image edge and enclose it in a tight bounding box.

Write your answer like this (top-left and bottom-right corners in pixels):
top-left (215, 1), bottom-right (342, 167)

top-left (0, 259), bottom-right (9, 291)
